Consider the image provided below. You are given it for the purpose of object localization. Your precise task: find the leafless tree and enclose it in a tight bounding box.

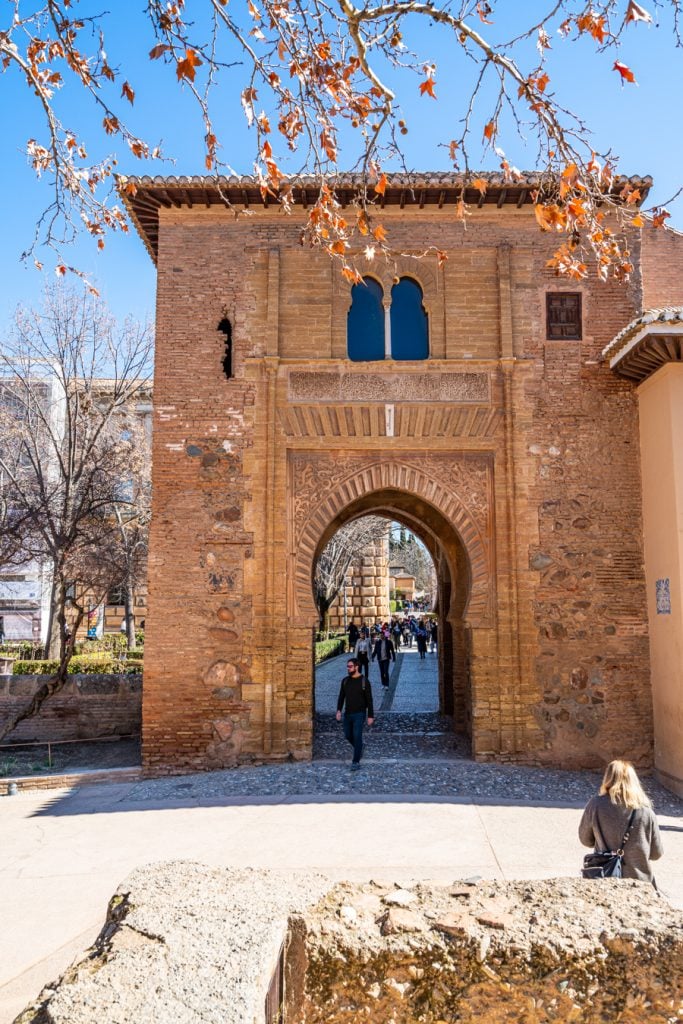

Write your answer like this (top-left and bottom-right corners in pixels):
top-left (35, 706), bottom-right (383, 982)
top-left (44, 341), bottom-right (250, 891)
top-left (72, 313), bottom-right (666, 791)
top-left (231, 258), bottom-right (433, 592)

top-left (390, 526), bottom-right (436, 600)
top-left (314, 515), bottom-right (388, 631)
top-left (0, 284), bottom-right (153, 740)
top-left (94, 416), bottom-right (151, 651)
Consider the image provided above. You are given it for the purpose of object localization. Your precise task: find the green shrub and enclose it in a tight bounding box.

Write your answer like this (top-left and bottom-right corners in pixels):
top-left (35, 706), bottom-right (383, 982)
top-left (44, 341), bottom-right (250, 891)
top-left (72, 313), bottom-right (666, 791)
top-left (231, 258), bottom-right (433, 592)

top-left (76, 633), bottom-right (128, 655)
top-left (14, 659), bottom-right (59, 675)
top-left (126, 649), bottom-right (144, 661)
top-left (1, 641), bottom-right (43, 660)
top-left (314, 637), bottom-right (347, 664)
top-left (12, 652), bottom-right (143, 675)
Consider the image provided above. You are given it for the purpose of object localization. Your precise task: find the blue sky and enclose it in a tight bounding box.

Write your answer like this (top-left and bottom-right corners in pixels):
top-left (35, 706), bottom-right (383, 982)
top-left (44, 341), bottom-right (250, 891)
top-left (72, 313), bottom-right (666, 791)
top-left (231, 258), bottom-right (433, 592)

top-left (1, 2), bottom-right (681, 328)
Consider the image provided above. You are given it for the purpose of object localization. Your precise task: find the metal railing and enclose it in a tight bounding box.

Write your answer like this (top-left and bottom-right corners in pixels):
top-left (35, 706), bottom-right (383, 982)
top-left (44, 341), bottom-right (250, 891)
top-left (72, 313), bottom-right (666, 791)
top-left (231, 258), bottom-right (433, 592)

top-left (0, 733), bottom-right (139, 769)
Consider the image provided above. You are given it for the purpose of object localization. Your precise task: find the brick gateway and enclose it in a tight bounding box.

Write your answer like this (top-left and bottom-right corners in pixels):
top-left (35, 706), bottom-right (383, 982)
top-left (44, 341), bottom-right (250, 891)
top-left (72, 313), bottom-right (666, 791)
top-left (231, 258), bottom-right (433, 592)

top-left (122, 172), bottom-right (660, 775)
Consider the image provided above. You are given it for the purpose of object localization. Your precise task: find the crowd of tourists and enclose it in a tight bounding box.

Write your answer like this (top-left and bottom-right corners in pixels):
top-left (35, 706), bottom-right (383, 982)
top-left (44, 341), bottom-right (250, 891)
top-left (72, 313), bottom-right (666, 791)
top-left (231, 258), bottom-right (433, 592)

top-left (346, 614), bottom-right (438, 674)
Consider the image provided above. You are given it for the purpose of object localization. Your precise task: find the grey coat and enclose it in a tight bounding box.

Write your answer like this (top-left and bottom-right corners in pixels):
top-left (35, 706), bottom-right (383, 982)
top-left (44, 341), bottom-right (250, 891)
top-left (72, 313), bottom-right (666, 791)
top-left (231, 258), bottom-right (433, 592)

top-left (579, 793), bottom-right (663, 883)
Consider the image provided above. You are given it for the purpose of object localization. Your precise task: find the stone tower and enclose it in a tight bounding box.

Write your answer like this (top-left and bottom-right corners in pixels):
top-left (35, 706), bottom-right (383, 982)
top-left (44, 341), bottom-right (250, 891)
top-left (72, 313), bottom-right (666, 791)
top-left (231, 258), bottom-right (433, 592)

top-left (326, 527), bottom-right (391, 632)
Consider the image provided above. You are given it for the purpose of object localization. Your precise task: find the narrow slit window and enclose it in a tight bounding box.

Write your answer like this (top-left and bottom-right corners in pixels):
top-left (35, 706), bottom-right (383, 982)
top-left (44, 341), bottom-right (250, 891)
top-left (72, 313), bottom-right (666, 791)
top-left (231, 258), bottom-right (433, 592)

top-left (218, 318), bottom-right (233, 378)
top-left (546, 293), bottom-right (582, 340)
top-left (347, 277), bottom-right (385, 361)
top-left (390, 278), bottom-right (429, 360)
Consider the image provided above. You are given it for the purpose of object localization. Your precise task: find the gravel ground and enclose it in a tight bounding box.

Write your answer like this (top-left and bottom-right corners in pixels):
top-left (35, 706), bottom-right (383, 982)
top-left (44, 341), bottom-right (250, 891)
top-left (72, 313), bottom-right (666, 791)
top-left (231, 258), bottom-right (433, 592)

top-left (314, 711), bottom-right (469, 760)
top-left (126, 757), bottom-right (683, 817)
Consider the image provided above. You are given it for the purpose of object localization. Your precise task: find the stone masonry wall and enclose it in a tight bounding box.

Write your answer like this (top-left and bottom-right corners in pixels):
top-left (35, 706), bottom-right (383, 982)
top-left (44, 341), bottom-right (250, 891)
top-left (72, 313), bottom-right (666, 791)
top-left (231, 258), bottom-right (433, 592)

top-left (142, 201), bottom-right (653, 772)
top-left (0, 674), bottom-right (141, 744)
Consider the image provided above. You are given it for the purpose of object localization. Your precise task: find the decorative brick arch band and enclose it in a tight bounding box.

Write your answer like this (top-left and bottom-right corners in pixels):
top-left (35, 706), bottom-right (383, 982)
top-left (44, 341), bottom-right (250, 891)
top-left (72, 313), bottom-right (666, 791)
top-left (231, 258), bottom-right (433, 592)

top-left (290, 453), bottom-right (494, 627)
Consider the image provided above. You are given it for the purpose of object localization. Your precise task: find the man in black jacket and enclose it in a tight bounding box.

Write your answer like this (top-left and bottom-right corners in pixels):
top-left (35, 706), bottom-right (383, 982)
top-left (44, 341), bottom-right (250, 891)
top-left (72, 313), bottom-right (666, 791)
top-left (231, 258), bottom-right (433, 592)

top-left (372, 632), bottom-right (396, 688)
top-left (336, 657), bottom-right (374, 770)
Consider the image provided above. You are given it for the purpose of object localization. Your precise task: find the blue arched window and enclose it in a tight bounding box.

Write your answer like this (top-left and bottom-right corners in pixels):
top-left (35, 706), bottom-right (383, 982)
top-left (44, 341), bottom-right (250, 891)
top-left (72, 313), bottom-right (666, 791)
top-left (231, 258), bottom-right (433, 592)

top-left (347, 277), bottom-right (385, 361)
top-left (390, 277), bottom-right (428, 360)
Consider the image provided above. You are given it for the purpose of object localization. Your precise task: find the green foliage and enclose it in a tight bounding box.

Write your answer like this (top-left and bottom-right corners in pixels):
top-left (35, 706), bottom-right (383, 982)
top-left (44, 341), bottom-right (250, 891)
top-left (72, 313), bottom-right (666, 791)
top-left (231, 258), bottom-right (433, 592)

top-left (314, 636), bottom-right (347, 664)
top-left (13, 652), bottom-right (142, 675)
top-left (75, 633), bottom-right (127, 655)
top-left (0, 641), bottom-right (43, 660)
top-left (390, 600), bottom-right (398, 613)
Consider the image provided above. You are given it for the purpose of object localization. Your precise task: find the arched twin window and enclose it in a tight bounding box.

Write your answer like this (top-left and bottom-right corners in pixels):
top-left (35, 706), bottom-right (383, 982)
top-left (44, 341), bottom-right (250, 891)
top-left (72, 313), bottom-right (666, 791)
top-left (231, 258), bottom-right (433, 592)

top-left (347, 276), bottom-right (429, 361)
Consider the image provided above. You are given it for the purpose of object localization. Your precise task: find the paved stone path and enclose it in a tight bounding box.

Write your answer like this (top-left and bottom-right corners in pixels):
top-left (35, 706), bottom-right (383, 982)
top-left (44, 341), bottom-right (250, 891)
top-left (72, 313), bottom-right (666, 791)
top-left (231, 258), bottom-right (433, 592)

top-left (2, 649), bottom-right (682, 1022)
top-left (315, 645), bottom-right (460, 760)
top-left (2, 766), bottom-right (682, 1024)
top-left (315, 645), bottom-right (440, 715)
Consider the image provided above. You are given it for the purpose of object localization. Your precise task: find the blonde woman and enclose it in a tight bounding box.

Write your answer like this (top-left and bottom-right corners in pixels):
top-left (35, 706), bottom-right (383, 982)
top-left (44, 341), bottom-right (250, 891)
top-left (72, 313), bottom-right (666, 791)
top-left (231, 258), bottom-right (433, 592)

top-left (579, 760), bottom-right (663, 885)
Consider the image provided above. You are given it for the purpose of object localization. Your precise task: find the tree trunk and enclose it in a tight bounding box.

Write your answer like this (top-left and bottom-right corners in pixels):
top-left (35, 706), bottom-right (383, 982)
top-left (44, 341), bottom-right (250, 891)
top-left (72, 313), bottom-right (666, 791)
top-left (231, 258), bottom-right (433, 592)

top-left (43, 569), bottom-right (59, 659)
top-left (123, 583), bottom-right (136, 650)
top-left (317, 597), bottom-right (331, 635)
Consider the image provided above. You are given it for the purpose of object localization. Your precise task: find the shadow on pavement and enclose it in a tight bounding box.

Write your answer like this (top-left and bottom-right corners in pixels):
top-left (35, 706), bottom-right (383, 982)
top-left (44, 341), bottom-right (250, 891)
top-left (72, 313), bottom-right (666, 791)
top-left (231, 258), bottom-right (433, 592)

top-left (24, 761), bottom-right (683, 820)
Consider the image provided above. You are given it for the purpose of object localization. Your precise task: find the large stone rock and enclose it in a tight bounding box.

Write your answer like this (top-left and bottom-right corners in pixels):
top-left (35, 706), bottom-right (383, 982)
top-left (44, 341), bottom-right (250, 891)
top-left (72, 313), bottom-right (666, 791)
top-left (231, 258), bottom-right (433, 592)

top-left (16, 868), bottom-right (683, 1024)
top-left (292, 878), bottom-right (683, 1023)
top-left (16, 862), bottom-right (330, 1024)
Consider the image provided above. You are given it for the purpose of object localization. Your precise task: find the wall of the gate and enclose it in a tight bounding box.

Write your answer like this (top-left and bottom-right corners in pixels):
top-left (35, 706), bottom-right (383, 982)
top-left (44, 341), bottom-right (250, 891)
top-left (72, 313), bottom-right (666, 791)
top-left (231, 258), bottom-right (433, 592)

top-left (141, 202), bottom-right (652, 773)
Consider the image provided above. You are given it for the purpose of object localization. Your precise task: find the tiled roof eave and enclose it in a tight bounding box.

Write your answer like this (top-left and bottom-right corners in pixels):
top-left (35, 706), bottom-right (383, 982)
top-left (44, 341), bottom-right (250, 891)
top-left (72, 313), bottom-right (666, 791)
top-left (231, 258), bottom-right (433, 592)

top-left (603, 307), bottom-right (683, 362)
top-left (117, 171), bottom-right (653, 264)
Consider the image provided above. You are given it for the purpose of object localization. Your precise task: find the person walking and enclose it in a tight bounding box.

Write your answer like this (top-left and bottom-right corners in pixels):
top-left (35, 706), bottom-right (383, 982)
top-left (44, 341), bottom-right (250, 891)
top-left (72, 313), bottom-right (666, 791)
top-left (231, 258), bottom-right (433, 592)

top-left (579, 759), bottom-right (663, 885)
top-left (354, 627), bottom-right (373, 680)
top-left (336, 657), bottom-right (374, 770)
top-left (347, 619), bottom-right (360, 650)
top-left (429, 619), bottom-right (438, 654)
top-left (416, 621), bottom-right (428, 659)
top-left (372, 630), bottom-right (396, 688)
top-left (392, 619), bottom-right (402, 649)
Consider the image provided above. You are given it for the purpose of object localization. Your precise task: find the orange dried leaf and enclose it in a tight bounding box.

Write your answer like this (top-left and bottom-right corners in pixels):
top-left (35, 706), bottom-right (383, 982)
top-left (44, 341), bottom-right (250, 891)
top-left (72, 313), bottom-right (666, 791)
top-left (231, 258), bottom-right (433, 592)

top-left (483, 120), bottom-right (495, 141)
top-left (419, 76), bottom-right (437, 98)
top-left (374, 173), bottom-right (388, 196)
top-left (341, 265), bottom-right (362, 284)
top-left (121, 81), bottom-right (135, 104)
top-left (471, 177), bottom-right (488, 194)
top-left (372, 224), bottom-right (387, 243)
top-left (357, 211), bottom-right (369, 236)
top-left (149, 44), bottom-right (170, 60)
top-left (577, 12), bottom-right (608, 42)
top-left (176, 48), bottom-right (202, 83)
top-left (436, 250), bottom-right (448, 267)
top-left (631, 214), bottom-right (644, 227)
top-left (613, 61), bottom-right (637, 84)
top-left (330, 240), bottom-right (346, 255)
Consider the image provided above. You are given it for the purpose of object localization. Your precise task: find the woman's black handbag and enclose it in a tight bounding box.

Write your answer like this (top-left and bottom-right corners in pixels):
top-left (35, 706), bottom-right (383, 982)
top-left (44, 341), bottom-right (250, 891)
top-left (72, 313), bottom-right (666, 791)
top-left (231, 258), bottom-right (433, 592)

top-left (581, 810), bottom-right (636, 879)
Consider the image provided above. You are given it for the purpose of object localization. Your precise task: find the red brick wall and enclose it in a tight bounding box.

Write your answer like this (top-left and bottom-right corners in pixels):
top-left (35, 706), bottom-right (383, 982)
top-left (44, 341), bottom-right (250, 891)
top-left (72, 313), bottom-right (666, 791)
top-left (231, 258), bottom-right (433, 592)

top-left (142, 203), bottom-right (654, 772)
top-left (641, 222), bottom-right (683, 309)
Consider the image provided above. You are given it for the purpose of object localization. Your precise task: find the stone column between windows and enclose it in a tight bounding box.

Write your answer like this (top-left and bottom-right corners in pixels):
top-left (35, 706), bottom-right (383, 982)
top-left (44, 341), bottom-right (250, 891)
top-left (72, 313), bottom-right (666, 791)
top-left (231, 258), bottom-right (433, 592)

top-left (384, 302), bottom-right (392, 358)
